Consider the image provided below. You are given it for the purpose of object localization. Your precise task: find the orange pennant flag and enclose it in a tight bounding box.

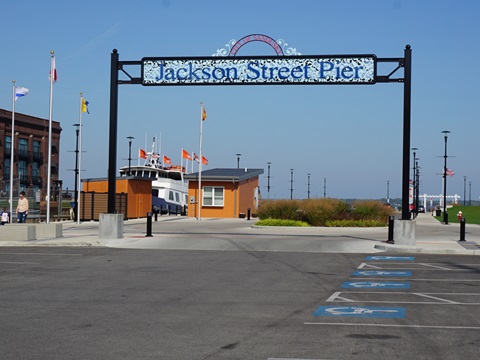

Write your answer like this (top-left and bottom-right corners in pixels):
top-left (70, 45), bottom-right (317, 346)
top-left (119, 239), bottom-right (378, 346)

top-left (201, 156), bottom-right (208, 165)
top-left (182, 149), bottom-right (192, 160)
top-left (139, 149), bottom-right (147, 159)
top-left (163, 155), bottom-right (171, 165)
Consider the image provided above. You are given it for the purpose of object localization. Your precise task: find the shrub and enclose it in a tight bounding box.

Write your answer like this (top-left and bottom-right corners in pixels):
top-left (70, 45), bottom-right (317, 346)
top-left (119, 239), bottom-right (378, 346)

top-left (325, 219), bottom-right (387, 227)
top-left (255, 218), bottom-right (310, 227)
top-left (351, 200), bottom-right (394, 223)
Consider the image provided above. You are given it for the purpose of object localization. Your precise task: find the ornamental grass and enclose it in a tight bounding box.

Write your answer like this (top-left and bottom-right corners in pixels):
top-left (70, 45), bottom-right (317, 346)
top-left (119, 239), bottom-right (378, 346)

top-left (258, 198), bottom-right (394, 227)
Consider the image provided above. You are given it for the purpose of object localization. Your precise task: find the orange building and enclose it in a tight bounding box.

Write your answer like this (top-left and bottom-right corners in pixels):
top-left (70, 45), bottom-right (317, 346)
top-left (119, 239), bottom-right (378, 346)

top-left (184, 168), bottom-right (263, 219)
top-left (82, 177), bottom-right (152, 219)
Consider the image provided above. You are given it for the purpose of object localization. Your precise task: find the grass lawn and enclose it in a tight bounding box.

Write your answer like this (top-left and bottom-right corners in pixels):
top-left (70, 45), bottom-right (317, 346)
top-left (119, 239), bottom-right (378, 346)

top-left (434, 205), bottom-right (480, 225)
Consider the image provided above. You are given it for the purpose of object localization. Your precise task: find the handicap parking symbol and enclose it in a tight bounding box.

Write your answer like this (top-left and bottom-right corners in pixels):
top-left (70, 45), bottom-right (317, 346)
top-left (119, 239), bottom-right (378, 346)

top-left (366, 256), bottom-right (414, 261)
top-left (341, 281), bottom-right (410, 289)
top-left (313, 306), bottom-right (405, 318)
top-left (352, 270), bottom-right (412, 277)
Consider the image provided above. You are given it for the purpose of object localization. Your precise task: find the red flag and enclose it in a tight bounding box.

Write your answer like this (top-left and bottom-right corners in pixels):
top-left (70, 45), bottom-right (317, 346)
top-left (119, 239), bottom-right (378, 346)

top-left (182, 149), bottom-right (192, 160)
top-left (49, 57), bottom-right (57, 83)
top-left (139, 149), bottom-right (147, 159)
top-left (201, 156), bottom-right (208, 165)
top-left (163, 155), bottom-right (171, 165)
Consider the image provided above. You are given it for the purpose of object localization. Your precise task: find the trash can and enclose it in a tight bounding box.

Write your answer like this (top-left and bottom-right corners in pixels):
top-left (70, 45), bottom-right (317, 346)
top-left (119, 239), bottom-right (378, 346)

top-left (435, 209), bottom-right (442, 217)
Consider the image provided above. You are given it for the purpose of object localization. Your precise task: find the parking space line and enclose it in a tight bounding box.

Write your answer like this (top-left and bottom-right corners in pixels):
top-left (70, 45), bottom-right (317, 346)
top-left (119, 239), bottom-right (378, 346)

top-left (304, 322), bottom-right (480, 330)
top-left (325, 291), bottom-right (480, 305)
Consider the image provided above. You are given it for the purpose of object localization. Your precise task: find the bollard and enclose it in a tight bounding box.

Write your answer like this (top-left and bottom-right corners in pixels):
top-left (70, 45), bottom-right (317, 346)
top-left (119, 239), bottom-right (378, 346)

top-left (247, 208), bottom-right (251, 220)
top-left (146, 212), bottom-right (153, 237)
top-left (460, 217), bottom-right (466, 241)
top-left (387, 215), bottom-right (394, 243)
top-left (154, 210), bottom-right (158, 222)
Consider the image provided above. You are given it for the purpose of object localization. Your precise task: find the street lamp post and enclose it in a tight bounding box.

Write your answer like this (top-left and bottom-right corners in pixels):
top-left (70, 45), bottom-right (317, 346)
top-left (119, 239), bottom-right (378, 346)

top-left (236, 153), bottom-right (241, 169)
top-left (127, 136), bottom-right (134, 176)
top-left (267, 162), bottom-right (271, 199)
top-left (307, 173), bottom-right (311, 199)
top-left (469, 181), bottom-right (472, 206)
top-left (73, 124), bottom-right (80, 222)
top-left (290, 169), bottom-right (294, 200)
top-left (464, 176), bottom-right (467, 206)
top-left (387, 180), bottom-right (390, 204)
top-left (442, 130), bottom-right (450, 224)
top-left (411, 147), bottom-right (417, 218)
top-left (415, 158), bottom-right (420, 216)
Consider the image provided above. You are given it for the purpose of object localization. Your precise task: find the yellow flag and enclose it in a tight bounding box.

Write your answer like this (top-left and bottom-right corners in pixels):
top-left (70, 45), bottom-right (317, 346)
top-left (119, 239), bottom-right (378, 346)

top-left (81, 98), bottom-right (89, 113)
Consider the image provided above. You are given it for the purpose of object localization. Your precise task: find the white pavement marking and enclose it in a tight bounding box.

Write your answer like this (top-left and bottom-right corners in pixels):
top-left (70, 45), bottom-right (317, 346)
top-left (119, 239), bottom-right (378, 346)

top-left (0, 253), bottom-right (83, 256)
top-left (360, 263), bottom-right (382, 269)
top-left (304, 322), bottom-right (480, 330)
top-left (326, 291), bottom-right (480, 305)
top-left (0, 261), bottom-right (40, 265)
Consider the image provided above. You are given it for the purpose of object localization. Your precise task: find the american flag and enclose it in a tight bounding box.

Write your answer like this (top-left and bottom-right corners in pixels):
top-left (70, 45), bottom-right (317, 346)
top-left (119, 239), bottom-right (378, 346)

top-left (446, 168), bottom-right (455, 176)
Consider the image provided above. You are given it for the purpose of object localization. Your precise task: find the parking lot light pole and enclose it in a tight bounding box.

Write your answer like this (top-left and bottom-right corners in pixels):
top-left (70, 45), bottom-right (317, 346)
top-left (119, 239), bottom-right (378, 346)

top-left (442, 130), bottom-right (450, 224)
top-left (464, 176), bottom-right (467, 206)
top-left (307, 173), bottom-right (311, 199)
top-left (290, 169), bottom-right (294, 200)
top-left (127, 136), bottom-right (134, 176)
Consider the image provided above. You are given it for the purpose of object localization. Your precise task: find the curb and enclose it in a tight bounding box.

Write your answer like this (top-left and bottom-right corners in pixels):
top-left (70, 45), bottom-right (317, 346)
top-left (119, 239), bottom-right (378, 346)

top-left (374, 243), bottom-right (480, 255)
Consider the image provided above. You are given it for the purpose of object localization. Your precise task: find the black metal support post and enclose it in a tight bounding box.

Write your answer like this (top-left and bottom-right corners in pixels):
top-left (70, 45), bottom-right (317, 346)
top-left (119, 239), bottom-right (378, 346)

top-left (401, 45), bottom-right (412, 220)
top-left (146, 212), bottom-right (152, 237)
top-left (460, 217), bottom-right (466, 241)
top-left (247, 208), bottom-right (251, 220)
top-left (108, 49), bottom-right (119, 213)
top-left (154, 210), bottom-right (158, 221)
top-left (388, 215), bottom-right (395, 243)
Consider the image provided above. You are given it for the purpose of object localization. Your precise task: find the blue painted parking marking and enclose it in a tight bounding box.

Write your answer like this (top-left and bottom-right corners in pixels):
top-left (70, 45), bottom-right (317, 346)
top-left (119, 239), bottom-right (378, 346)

top-left (313, 306), bottom-right (406, 318)
top-left (352, 270), bottom-right (412, 277)
top-left (341, 281), bottom-right (410, 289)
top-left (365, 256), bottom-right (414, 261)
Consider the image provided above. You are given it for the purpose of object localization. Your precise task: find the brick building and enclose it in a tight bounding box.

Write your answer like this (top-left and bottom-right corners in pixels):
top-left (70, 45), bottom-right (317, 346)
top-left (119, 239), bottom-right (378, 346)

top-left (0, 109), bottom-right (62, 199)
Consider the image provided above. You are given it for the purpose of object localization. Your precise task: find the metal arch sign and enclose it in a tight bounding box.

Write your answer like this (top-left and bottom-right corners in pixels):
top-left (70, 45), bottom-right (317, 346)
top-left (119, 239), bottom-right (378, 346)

top-left (141, 55), bottom-right (377, 86)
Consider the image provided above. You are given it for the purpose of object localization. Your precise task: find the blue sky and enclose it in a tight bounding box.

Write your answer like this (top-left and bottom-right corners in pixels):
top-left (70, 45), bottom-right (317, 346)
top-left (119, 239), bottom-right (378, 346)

top-left (1, 0), bottom-right (479, 201)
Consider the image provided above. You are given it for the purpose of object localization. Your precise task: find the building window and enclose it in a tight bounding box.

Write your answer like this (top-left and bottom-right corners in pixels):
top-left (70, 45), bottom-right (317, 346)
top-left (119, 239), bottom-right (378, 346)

top-left (4, 136), bottom-right (11, 155)
top-left (4, 158), bottom-right (10, 177)
top-left (203, 186), bottom-right (224, 207)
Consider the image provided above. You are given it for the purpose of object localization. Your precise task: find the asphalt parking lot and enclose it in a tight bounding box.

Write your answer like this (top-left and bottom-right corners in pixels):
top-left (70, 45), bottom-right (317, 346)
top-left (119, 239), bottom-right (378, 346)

top-left (1, 248), bottom-right (479, 360)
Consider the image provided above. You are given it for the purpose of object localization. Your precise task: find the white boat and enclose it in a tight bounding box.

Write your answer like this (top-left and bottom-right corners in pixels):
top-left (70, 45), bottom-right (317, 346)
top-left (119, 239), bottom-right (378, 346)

top-left (118, 138), bottom-right (188, 215)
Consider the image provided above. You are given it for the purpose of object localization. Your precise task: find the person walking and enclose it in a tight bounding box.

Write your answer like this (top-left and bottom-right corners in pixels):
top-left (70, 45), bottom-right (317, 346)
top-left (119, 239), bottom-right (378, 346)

top-left (16, 191), bottom-right (29, 223)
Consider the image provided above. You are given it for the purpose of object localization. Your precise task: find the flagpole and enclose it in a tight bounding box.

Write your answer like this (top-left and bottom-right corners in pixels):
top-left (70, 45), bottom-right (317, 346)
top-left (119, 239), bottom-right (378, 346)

top-left (9, 80), bottom-right (16, 222)
top-left (197, 102), bottom-right (203, 220)
top-left (46, 51), bottom-right (55, 224)
top-left (77, 93), bottom-right (83, 224)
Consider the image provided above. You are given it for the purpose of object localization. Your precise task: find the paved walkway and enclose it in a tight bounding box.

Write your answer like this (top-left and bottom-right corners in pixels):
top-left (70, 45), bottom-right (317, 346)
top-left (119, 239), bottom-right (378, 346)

top-left (0, 213), bottom-right (479, 255)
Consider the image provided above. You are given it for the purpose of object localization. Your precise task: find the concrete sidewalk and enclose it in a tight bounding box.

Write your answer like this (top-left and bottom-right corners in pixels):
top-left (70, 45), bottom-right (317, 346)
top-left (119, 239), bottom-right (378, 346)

top-left (0, 213), bottom-right (479, 255)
